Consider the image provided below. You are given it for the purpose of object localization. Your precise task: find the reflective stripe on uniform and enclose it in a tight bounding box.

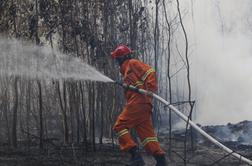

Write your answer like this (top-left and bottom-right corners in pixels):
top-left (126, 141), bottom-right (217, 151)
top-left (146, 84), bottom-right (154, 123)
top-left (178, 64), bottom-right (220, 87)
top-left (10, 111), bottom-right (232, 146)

top-left (141, 68), bottom-right (155, 81)
top-left (133, 68), bottom-right (155, 88)
top-left (142, 137), bottom-right (158, 146)
top-left (117, 129), bottom-right (129, 138)
top-left (134, 80), bottom-right (144, 87)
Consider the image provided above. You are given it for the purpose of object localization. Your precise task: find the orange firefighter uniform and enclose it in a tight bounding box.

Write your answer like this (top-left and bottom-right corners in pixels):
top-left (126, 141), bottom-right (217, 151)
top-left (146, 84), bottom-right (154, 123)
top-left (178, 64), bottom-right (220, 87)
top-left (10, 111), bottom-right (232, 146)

top-left (113, 59), bottom-right (165, 156)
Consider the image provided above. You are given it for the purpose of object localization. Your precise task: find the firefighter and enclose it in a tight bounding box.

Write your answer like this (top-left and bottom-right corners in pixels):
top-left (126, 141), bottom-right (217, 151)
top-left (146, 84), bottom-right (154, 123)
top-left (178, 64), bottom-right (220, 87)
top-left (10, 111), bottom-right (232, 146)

top-left (111, 45), bottom-right (167, 166)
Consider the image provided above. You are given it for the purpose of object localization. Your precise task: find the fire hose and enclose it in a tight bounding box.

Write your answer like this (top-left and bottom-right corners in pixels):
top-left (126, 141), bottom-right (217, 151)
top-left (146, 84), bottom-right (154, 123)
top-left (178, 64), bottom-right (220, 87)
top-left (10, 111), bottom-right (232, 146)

top-left (116, 82), bottom-right (252, 165)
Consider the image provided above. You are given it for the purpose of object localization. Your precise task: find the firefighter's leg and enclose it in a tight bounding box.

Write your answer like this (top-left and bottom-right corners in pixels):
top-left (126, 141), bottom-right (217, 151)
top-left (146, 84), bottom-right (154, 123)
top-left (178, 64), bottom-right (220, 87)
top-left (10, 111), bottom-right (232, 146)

top-left (113, 105), bottom-right (145, 165)
top-left (135, 111), bottom-right (165, 155)
top-left (113, 106), bottom-right (137, 151)
top-left (135, 108), bottom-right (166, 165)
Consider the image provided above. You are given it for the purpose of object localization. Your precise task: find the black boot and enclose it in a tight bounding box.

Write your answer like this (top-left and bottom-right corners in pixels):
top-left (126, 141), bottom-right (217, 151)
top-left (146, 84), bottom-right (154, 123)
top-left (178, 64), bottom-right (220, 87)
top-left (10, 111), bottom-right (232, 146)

top-left (126, 147), bottom-right (145, 166)
top-left (154, 155), bottom-right (167, 166)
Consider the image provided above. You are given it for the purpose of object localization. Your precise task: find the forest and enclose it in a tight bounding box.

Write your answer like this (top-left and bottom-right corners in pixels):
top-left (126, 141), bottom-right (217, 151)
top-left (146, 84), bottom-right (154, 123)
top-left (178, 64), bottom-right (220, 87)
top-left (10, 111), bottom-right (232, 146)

top-left (0, 0), bottom-right (252, 165)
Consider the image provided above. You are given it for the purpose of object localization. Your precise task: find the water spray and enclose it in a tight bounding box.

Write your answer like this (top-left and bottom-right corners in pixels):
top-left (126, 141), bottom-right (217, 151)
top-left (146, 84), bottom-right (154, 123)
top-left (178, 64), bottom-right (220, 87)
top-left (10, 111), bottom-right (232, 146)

top-left (115, 81), bottom-right (252, 165)
top-left (0, 38), bottom-right (113, 82)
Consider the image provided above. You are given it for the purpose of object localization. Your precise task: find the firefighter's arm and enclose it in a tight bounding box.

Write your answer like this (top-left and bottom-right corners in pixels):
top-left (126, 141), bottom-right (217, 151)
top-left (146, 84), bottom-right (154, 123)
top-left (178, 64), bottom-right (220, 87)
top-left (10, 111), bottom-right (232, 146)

top-left (144, 70), bottom-right (158, 93)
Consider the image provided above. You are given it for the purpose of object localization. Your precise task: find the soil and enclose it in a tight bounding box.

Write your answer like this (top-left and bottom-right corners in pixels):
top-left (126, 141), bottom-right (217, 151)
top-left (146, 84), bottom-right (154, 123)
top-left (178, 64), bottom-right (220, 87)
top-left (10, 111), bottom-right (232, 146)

top-left (0, 132), bottom-right (252, 166)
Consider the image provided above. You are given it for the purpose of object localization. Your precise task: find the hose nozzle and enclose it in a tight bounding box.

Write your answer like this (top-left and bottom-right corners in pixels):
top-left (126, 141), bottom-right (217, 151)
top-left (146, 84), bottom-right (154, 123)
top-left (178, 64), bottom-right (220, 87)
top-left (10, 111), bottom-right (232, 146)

top-left (114, 81), bottom-right (139, 92)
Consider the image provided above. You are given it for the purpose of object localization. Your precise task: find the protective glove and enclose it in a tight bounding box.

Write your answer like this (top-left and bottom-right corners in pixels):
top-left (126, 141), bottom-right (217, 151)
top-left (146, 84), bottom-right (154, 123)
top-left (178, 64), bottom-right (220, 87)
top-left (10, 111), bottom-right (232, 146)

top-left (115, 81), bottom-right (137, 92)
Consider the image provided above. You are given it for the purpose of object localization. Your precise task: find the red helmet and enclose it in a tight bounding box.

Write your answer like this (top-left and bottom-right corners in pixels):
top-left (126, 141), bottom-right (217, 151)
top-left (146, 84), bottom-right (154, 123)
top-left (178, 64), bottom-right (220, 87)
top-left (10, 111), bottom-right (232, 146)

top-left (111, 45), bottom-right (133, 59)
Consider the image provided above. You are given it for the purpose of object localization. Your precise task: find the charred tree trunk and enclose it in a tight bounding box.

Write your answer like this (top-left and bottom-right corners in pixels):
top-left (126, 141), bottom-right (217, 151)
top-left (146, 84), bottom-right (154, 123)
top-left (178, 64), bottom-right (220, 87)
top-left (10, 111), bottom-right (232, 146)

top-left (80, 82), bottom-right (87, 151)
top-left (3, 88), bottom-right (11, 146)
top-left (153, 0), bottom-right (160, 127)
top-left (91, 83), bottom-right (96, 151)
top-left (88, 81), bottom-right (96, 152)
top-left (37, 81), bottom-right (44, 150)
top-left (26, 81), bottom-right (31, 150)
top-left (176, 0), bottom-right (194, 165)
top-left (69, 83), bottom-right (75, 143)
top-left (99, 84), bottom-right (104, 144)
top-left (163, 0), bottom-right (172, 156)
top-left (11, 78), bottom-right (18, 148)
top-left (57, 81), bottom-right (69, 144)
top-left (154, 0), bottom-right (160, 71)
top-left (75, 83), bottom-right (80, 144)
top-left (128, 0), bottom-right (135, 49)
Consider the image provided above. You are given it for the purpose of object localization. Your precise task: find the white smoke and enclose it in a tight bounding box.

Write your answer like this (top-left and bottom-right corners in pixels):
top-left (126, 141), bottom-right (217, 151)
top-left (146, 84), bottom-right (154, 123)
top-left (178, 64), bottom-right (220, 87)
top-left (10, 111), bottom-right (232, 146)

top-left (182, 0), bottom-right (252, 125)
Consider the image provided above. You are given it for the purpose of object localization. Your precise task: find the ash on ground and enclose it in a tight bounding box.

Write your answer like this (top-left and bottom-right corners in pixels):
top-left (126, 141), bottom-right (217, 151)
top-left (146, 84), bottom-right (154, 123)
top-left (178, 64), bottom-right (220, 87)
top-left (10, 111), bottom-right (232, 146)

top-left (1, 121), bottom-right (252, 166)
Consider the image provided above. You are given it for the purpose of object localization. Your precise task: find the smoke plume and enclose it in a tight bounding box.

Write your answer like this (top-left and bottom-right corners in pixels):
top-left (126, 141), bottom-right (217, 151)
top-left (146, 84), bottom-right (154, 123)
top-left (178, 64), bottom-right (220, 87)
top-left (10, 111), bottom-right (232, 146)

top-left (183, 0), bottom-right (252, 125)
